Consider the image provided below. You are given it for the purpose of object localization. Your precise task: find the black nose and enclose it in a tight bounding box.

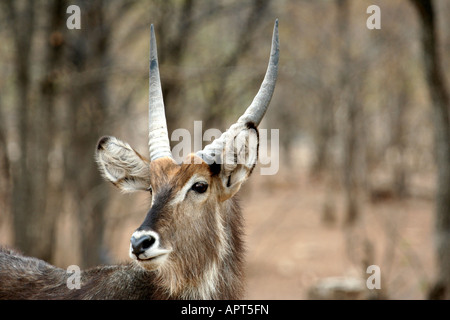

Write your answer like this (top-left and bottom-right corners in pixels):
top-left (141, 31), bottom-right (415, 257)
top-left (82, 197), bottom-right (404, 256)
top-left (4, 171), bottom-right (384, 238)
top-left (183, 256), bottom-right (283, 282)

top-left (130, 234), bottom-right (156, 256)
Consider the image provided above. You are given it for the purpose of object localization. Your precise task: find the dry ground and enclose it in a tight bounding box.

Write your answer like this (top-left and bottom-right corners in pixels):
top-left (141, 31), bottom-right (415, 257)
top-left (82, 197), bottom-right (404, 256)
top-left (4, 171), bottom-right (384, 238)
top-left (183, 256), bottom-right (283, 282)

top-left (242, 167), bottom-right (435, 299)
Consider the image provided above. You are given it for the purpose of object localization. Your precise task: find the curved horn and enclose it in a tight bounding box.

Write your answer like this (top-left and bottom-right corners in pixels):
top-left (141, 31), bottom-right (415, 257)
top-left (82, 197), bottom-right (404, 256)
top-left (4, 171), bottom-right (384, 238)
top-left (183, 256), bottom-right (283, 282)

top-left (196, 20), bottom-right (279, 164)
top-left (237, 19), bottom-right (279, 126)
top-left (148, 24), bottom-right (172, 161)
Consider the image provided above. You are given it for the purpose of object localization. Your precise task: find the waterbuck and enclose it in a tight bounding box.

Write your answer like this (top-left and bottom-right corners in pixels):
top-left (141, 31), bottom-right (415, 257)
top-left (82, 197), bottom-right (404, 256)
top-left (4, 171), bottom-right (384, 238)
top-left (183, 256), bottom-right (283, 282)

top-left (0, 20), bottom-right (279, 300)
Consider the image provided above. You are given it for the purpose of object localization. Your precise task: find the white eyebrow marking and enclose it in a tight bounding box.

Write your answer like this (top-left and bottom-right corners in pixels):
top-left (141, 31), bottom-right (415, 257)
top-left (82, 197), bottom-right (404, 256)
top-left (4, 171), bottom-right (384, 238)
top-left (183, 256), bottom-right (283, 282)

top-left (169, 174), bottom-right (205, 206)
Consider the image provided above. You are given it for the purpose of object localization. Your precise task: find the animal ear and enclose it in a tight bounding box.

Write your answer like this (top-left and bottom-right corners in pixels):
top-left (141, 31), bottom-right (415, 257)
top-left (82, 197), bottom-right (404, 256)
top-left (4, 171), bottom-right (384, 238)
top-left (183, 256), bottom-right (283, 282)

top-left (96, 136), bottom-right (151, 193)
top-left (206, 122), bottom-right (259, 202)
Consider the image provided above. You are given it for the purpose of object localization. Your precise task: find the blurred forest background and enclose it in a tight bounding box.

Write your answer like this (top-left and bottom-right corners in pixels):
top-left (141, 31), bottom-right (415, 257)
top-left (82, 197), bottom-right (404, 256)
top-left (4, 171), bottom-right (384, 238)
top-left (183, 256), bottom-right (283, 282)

top-left (0, 0), bottom-right (449, 299)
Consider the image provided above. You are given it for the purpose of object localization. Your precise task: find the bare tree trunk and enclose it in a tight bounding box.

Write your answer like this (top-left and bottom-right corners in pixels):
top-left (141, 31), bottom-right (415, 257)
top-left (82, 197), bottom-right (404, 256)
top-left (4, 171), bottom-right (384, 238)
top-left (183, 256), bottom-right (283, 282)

top-left (390, 76), bottom-right (409, 198)
top-left (5, 0), bottom-right (36, 257)
top-left (312, 89), bottom-right (335, 175)
top-left (335, 0), bottom-right (361, 226)
top-left (0, 92), bottom-right (11, 221)
top-left (4, 1), bottom-right (67, 262)
top-left (34, 0), bottom-right (67, 263)
top-left (410, 0), bottom-right (450, 300)
top-left (63, 0), bottom-right (111, 268)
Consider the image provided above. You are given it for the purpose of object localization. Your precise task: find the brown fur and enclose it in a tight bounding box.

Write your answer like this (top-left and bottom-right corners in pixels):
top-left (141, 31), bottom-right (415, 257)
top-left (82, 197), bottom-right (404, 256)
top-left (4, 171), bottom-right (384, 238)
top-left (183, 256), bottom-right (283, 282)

top-left (0, 154), bottom-right (246, 300)
top-left (132, 155), bottom-right (246, 299)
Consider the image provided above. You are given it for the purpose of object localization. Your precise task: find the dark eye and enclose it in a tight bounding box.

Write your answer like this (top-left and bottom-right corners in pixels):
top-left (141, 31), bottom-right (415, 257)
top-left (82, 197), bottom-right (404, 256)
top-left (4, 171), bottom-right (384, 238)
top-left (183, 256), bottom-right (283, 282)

top-left (191, 182), bottom-right (208, 194)
top-left (147, 186), bottom-right (152, 194)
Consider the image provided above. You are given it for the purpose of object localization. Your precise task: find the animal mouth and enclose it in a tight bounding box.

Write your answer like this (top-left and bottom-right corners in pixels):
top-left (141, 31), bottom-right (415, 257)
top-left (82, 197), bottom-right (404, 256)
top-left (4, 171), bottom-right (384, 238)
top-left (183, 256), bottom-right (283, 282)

top-left (136, 251), bottom-right (169, 262)
top-left (130, 247), bottom-right (172, 262)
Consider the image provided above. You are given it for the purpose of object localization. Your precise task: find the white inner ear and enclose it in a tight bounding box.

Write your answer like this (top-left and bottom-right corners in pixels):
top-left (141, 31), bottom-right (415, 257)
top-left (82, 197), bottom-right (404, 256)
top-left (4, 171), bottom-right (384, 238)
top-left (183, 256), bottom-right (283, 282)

top-left (100, 162), bottom-right (126, 183)
top-left (96, 136), bottom-right (150, 193)
top-left (219, 126), bottom-right (259, 199)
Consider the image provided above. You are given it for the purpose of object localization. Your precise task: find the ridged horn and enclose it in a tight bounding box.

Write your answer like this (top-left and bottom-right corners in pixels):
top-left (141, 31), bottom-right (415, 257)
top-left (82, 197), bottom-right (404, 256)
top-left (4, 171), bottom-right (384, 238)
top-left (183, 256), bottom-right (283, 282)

top-left (196, 20), bottom-right (279, 164)
top-left (148, 24), bottom-right (172, 161)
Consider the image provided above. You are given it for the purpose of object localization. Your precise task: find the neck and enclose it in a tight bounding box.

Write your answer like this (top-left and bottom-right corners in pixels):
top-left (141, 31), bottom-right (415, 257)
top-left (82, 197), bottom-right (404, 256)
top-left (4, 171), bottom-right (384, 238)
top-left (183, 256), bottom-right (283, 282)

top-left (154, 197), bottom-right (245, 299)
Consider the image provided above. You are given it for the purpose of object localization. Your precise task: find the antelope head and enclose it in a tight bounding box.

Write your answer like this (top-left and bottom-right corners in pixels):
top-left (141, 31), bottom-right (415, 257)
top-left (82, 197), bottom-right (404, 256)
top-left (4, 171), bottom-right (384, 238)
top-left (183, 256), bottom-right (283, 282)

top-left (95, 21), bottom-right (278, 298)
